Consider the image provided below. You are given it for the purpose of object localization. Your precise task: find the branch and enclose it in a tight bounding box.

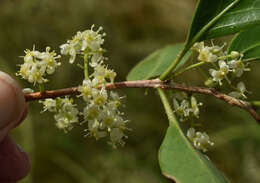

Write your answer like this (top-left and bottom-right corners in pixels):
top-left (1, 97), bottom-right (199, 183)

top-left (24, 79), bottom-right (260, 124)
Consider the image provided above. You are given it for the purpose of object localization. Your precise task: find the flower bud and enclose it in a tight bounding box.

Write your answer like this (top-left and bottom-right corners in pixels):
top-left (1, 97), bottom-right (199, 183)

top-left (230, 51), bottom-right (240, 59)
top-left (204, 78), bottom-right (216, 88)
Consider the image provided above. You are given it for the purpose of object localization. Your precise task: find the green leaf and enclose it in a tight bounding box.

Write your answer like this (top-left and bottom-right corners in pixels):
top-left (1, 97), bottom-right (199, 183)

top-left (157, 88), bottom-right (229, 183)
top-left (186, 0), bottom-right (260, 47)
top-left (186, 0), bottom-right (240, 48)
top-left (126, 43), bottom-right (190, 81)
top-left (228, 25), bottom-right (260, 60)
top-left (159, 125), bottom-right (229, 183)
top-left (207, 0), bottom-right (260, 39)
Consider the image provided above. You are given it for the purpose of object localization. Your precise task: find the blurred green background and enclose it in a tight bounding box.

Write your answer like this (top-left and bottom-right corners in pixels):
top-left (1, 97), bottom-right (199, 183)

top-left (0, 0), bottom-right (260, 182)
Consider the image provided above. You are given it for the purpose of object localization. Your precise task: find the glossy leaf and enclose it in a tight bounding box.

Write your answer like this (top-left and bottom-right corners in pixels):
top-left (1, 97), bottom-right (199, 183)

top-left (206, 0), bottom-right (260, 39)
top-left (126, 44), bottom-right (190, 81)
top-left (186, 0), bottom-right (239, 47)
top-left (159, 125), bottom-right (229, 183)
top-left (228, 25), bottom-right (260, 60)
top-left (186, 0), bottom-right (260, 47)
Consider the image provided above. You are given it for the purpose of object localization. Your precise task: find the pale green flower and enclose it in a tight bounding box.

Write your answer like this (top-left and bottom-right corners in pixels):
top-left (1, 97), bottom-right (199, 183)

top-left (187, 128), bottom-right (214, 153)
top-left (229, 82), bottom-right (247, 99)
top-left (228, 59), bottom-right (250, 77)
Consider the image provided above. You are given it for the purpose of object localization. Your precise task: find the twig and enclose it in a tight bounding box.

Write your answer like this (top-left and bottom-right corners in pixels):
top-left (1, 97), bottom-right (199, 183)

top-left (24, 79), bottom-right (260, 124)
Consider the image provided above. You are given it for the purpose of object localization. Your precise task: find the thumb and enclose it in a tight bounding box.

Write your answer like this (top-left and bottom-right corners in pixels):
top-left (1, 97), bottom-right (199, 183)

top-left (0, 71), bottom-right (26, 141)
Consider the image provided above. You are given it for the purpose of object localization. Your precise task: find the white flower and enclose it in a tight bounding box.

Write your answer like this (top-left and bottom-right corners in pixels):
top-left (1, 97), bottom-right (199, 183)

top-left (92, 64), bottom-right (117, 84)
top-left (17, 46), bottom-right (61, 85)
top-left (228, 60), bottom-right (249, 77)
top-left (219, 60), bottom-right (229, 74)
top-left (78, 79), bottom-right (94, 101)
top-left (173, 98), bottom-right (191, 121)
top-left (209, 60), bottom-right (229, 85)
top-left (92, 87), bottom-right (108, 106)
top-left (86, 120), bottom-right (107, 140)
top-left (187, 128), bottom-right (214, 153)
top-left (40, 98), bottom-right (57, 112)
top-left (40, 97), bottom-right (79, 132)
top-left (83, 105), bottom-right (100, 121)
top-left (60, 25), bottom-right (105, 65)
top-left (192, 42), bottom-right (225, 62)
top-left (187, 127), bottom-right (196, 141)
top-left (229, 82), bottom-right (247, 99)
top-left (193, 132), bottom-right (214, 153)
top-left (107, 92), bottom-right (121, 110)
top-left (198, 47), bottom-right (218, 62)
top-left (109, 128), bottom-right (125, 148)
top-left (191, 96), bottom-right (202, 118)
top-left (55, 97), bottom-right (79, 132)
top-left (192, 42), bottom-right (204, 52)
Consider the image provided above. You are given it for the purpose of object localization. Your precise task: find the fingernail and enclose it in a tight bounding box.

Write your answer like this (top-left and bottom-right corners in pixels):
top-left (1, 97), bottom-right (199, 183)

top-left (0, 72), bottom-right (26, 129)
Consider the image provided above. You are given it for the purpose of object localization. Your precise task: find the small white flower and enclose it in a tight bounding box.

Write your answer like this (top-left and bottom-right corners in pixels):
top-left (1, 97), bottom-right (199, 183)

top-left (83, 105), bottom-right (100, 121)
top-left (229, 82), bottom-right (247, 99)
top-left (192, 42), bottom-right (204, 52)
top-left (78, 79), bottom-right (94, 101)
top-left (228, 60), bottom-right (249, 77)
top-left (60, 25), bottom-right (105, 65)
top-left (187, 128), bottom-right (196, 141)
top-left (92, 87), bottom-right (108, 106)
top-left (209, 60), bottom-right (229, 85)
top-left (109, 128), bottom-right (125, 148)
top-left (194, 131), bottom-right (214, 153)
top-left (17, 46), bottom-right (61, 85)
top-left (192, 42), bottom-right (225, 62)
top-left (187, 128), bottom-right (214, 153)
top-left (218, 60), bottom-right (229, 75)
top-left (191, 96), bottom-right (202, 118)
top-left (40, 98), bottom-right (57, 112)
top-left (173, 98), bottom-right (191, 121)
top-left (40, 97), bottom-right (79, 132)
top-left (198, 47), bottom-right (218, 62)
top-left (86, 120), bottom-right (107, 140)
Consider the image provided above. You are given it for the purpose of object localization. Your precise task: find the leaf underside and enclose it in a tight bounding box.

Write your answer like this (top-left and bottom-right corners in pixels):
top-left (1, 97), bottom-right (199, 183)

top-left (126, 43), bottom-right (190, 81)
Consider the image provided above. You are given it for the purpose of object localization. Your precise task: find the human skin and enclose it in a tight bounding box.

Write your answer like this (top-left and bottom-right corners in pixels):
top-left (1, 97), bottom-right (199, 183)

top-left (0, 71), bottom-right (30, 183)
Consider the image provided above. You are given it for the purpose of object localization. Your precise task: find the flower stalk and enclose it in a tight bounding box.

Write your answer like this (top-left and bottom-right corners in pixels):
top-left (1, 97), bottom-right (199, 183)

top-left (24, 79), bottom-right (260, 124)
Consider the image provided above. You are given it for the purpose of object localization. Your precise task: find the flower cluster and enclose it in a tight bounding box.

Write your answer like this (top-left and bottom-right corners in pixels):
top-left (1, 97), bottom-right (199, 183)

top-left (184, 42), bottom-right (253, 152)
top-left (187, 128), bottom-right (214, 152)
top-left (17, 25), bottom-right (129, 148)
top-left (81, 86), bottom-right (128, 148)
top-left (62, 25), bottom-right (128, 148)
top-left (173, 95), bottom-right (202, 122)
top-left (192, 42), bottom-right (250, 85)
top-left (60, 25), bottom-right (106, 66)
top-left (192, 42), bottom-right (250, 99)
top-left (17, 46), bottom-right (61, 85)
top-left (192, 42), bottom-right (226, 62)
top-left (172, 92), bottom-right (213, 153)
top-left (40, 97), bottom-right (79, 132)
top-left (77, 65), bottom-right (127, 148)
